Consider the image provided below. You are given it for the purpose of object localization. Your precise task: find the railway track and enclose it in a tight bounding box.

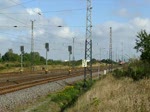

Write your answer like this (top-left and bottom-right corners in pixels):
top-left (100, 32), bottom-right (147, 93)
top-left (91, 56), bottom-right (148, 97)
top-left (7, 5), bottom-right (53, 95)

top-left (0, 73), bottom-right (83, 95)
top-left (0, 67), bottom-right (100, 95)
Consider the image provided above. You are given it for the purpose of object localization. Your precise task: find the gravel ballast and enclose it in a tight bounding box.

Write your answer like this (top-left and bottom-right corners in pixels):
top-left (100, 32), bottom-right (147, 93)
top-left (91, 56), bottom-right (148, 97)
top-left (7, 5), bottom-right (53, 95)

top-left (0, 73), bottom-right (100, 112)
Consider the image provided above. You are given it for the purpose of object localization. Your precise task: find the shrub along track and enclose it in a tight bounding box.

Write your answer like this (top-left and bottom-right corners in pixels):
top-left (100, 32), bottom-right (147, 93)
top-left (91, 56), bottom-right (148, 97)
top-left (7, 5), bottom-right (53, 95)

top-left (0, 67), bottom-right (99, 95)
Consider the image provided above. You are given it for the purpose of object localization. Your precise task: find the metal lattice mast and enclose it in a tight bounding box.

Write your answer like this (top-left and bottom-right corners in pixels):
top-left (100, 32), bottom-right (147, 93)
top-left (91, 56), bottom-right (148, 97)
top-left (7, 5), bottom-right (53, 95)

top-left (31, 20), bottom-right (35, 71)
top-left (84, 0), bottom-right (92, 81)
top-left (109, 27), bottom-right (112, 71)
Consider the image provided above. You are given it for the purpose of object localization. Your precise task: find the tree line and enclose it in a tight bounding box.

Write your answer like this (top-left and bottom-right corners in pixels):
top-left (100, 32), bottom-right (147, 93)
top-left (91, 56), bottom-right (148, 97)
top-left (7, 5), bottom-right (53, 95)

top-left (0, 49), bottom-right (86, 68)
top-left (0, 49), bottom-right (45, 64)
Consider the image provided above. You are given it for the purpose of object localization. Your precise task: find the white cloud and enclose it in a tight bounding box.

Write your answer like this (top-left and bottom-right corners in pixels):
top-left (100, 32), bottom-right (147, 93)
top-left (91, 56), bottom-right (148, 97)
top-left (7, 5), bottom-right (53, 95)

top-left (115, 8), bottom-right (141, 19)
top-left (49, 17), bottom-right (64, 26)
top-left (56, 27), bottom-right (74, 38)
top-left (34, 29), bottom-right (45, 37)
top-left (94, 17), bottom-right (150, 41)
top-left (0, 36), bottom-right (6, 42)
top-left (92, 17), bottom-right (150, 60)
top-left (36, 17), bottom-right (75, 39)
top-left (131, 17), bottom-right (150, 31)
top-left (26, 8), bottom-right (42, 15)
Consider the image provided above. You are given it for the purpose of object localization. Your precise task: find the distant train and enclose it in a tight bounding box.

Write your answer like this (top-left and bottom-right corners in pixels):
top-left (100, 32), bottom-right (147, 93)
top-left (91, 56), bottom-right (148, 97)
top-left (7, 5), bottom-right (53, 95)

top-left (119, 61), bottom-right (125, 65)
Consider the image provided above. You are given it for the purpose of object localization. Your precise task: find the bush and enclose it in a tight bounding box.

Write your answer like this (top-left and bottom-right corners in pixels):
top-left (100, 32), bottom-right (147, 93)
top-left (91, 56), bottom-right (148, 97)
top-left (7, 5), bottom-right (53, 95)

top-left (113, 61), bottom-right (150, 81)
top-left (0, 66), bottom-right (6, 70)
top-left (50, 85), bottom-right (81, 110)
top-left (50, 79), bottom-right (96, 111)
top-left (113, 69), bottom-right (124, 79)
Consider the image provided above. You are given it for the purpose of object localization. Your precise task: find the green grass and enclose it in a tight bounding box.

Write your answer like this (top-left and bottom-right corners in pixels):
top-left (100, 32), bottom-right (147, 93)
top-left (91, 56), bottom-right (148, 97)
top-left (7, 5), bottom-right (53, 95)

top-left (49, 80), bottom-right (95, 111)
top-left (50, 86), bottom-right (80, 110)
top-left (66, 75), bottom-right (150, 112)
top-left (113, 61), bottom-right (150, 81)
top-left (18, 80), bottom-right (95, 112)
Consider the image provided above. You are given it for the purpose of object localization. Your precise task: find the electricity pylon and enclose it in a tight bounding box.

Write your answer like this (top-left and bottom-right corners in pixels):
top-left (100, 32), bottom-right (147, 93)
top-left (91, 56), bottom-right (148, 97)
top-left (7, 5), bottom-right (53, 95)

top-left (84, 0), bottom-right (93, 84)
top-left (109, 27), bottom-right (112, 71)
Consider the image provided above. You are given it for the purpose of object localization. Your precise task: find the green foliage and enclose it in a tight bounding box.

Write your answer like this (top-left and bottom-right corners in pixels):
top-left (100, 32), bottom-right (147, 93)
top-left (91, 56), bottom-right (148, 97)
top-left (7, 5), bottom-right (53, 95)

top-left (23, 53), bottom-right (30, 62)
top-left (48, 59), bottom-right (66, 66)
top-left (47, 59), bottom-right (82, 66)
top-left (135, 30), bottom-right (150, 62)
top-left (73, 59), bottom-right (82, 66)
top-left (33, 52), bottom-right (43, 64)
top-left (23, 52), bottom-right (45, 65)
top-left (113, 69), bottom-right (124, 79)
top-left (2, 50), bottom-right (20, 62)
top-left (101, 59), bottom-right (116, 64)
top-left (0, 66), bottom-right (6, 70)
top-left (0, 48), bottom-right (105, 69)
top-left (51, 86), bottom-right (80, 109)
top-left (113, 61), bottom-right (150, 81)
top-left (91, 58), bottom-right (98, 64)
top-left (50, 80), bottom-right (95, 111)
top-left (1, 51), bottom-right (46, 66)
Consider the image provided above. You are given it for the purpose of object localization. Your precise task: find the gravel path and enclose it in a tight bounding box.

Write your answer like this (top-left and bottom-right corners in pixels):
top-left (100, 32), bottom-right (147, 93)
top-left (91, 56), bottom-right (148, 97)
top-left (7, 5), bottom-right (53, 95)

top-left (0, 72), bottom-right (101, 112)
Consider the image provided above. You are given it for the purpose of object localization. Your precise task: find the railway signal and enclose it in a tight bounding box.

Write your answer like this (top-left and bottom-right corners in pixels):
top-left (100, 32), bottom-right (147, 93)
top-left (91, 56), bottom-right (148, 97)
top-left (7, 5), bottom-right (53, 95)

top-left (45, 43), bottom-right (49, 51)
top-left (45, 43), bottom-right (49, 74)
top-left (68, 45), bottom-right (72, 74)
top-left (68, 45), bottom-right (72, 54)
top-left (20, 46), bottom-right (24, 73)
top-left (20, 46), bottom-right (24, 53)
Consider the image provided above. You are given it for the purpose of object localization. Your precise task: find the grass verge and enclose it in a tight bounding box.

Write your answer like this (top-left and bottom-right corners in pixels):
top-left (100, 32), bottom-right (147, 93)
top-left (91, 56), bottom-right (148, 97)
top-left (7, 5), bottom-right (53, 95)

top-left (50, 80), bottom-right (95, 111)
top-left (66, 75), bottom-right (150, 112)
top-left (18, 79), bottom-right (96, 112)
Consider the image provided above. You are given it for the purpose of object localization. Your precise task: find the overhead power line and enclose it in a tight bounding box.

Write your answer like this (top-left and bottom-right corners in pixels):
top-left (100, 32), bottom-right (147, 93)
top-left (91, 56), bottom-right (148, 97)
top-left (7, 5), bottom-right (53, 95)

top-left (0, 8), bottom-right (85, 14)
top-left (0, 25), bottom-right (28, 28)
top-left (9, 0), bottom-right (27, 9)
top-left (0, 0), bottom-right (36, 11)
top-left (1, 13), bottom-right (28, 25)
top-left (41, 8), bottom-right (85, 13)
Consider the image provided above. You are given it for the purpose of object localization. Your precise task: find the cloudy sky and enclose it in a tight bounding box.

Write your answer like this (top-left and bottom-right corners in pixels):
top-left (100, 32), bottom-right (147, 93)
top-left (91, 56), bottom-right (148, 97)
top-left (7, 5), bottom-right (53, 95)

top-left (0, 0), bottom-right (150, 61)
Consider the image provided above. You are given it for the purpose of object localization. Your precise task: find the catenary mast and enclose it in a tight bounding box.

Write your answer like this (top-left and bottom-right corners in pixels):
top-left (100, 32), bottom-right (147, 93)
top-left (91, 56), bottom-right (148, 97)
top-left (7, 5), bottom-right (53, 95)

top-left (84, 0), bottom-right (93, 83)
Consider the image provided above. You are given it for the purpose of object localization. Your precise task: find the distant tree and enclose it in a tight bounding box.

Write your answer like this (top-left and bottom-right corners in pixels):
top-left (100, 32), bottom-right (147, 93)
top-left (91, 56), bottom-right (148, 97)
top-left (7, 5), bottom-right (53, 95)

top-left (74, 59), bottom-right (82, 66)
top-left (23, 53), bottom-right (31, 62)
top-left (2, 49), bottom-right (19, 62)
top-left (134, 30), bottom-right (150, 62)
top-left (0, 53), bottom-right (1, 58)
top-left (101, 59), bottom-right (116, 64)
top-left (23, 52), bottom-right (45, 65)
top-left (0, 53), bottom-right (2, 62)
top-left (40, 56), bottom-right (45, 63)
top-left (91, 58), bottom-right (97, 64)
